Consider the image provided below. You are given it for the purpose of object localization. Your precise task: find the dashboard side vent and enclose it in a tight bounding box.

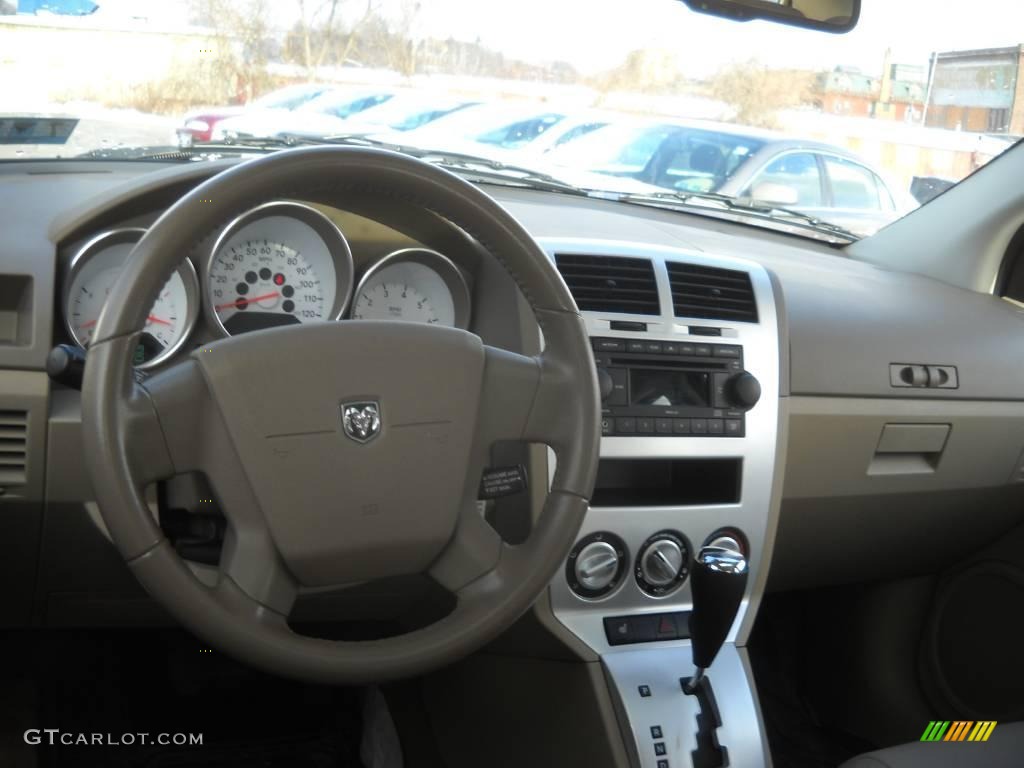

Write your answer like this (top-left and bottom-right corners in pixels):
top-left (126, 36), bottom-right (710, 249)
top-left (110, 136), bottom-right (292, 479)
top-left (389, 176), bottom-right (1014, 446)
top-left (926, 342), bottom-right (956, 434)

top-left (554, 254), bottom-right (660, 315)
top-left (667, 261), bottom-right (758, 323)
top-left (0, 410), bottom-right (28, 486)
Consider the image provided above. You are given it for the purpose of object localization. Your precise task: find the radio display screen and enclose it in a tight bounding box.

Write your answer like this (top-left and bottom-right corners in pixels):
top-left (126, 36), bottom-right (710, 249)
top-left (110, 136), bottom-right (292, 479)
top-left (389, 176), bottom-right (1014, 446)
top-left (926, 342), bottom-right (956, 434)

top-left (630, 369), bottom-right (710, 407)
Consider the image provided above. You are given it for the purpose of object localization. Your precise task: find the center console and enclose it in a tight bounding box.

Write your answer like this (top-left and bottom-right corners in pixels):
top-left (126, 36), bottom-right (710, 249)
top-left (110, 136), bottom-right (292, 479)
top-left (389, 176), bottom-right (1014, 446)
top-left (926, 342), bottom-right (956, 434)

top-left (540, 238), bottom-right (787, 768)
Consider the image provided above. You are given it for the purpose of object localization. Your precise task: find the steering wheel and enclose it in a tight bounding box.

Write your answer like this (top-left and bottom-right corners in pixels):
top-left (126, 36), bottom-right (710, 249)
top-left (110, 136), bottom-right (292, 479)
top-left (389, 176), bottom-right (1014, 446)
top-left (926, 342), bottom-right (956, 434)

top-left (82, 147), bottom-right (601, 683)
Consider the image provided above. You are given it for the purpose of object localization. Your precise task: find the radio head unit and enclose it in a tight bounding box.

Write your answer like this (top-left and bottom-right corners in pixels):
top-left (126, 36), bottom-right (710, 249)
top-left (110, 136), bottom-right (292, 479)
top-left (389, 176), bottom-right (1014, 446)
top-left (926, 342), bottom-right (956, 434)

top-left (591, 338), bottom-right (761, 438)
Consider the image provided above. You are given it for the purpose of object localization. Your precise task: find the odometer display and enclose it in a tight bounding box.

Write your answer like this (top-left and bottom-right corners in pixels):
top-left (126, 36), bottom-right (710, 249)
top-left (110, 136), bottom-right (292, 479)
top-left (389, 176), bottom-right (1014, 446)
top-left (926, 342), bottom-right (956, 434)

top-left (206, 203), bottom-right (353, 337)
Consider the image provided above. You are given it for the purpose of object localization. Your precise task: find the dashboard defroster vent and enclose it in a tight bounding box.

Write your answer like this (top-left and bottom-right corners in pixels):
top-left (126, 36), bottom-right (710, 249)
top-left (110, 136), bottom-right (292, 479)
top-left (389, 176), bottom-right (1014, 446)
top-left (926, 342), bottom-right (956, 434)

top-left (667, 262), bottom-right (758, 323)
top-left (554, 254), bottom-right (660, 315)
top-left (0, 410), bottom-right (28, 486)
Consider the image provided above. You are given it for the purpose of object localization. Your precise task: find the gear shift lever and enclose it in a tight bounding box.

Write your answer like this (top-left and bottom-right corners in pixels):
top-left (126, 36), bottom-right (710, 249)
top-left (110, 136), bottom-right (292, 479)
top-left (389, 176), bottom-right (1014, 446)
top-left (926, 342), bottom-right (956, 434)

top-left (683, 535), bottom-right (748, 693)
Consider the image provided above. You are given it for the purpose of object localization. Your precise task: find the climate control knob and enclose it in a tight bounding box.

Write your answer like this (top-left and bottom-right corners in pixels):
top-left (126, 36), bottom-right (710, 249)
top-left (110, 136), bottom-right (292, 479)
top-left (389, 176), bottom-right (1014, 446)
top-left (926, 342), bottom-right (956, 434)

top-left (575, 541), bottom-right (619, 591)
top-left (567, 532), bottom-right (628, 599)
top-left (635, 531), bottom-right (691, 596)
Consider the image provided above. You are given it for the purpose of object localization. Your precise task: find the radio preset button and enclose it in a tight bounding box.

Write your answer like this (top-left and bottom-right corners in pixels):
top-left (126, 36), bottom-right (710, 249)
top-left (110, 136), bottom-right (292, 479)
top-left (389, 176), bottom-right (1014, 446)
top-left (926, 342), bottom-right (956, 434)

top-left (694, 344), bottom-right (713, 357)
top-left (594, 339), bottom-right (625, 353)
top-left (708, 418), bottom-right (724, 435)
top-left (644, 342), bottom-right (663, 354)
top-left (655, 418), bottom-right (673, 434)
top-left (725, 419), bottom-right (742, 436)
top-left (679, 344), bottom-right (696, 356)
top-left (637, 417), bottom-right (655, 434)
top-left (673, 418), bottom-right (691, 434)
top-left (616, 417), bottom-right (636, 434)
top-left (692, 418), bottom-right (708, 434)
top-left (627, 341), bottom-right (645, 353)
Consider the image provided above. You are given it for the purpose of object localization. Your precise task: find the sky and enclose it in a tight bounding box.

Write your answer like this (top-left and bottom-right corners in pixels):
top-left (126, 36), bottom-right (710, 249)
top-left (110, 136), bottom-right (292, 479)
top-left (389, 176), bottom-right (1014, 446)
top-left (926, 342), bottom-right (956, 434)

top-left (403, 0), bottom-right (1024, 76)
top-left (124, 0), bottom-right (1024, 78)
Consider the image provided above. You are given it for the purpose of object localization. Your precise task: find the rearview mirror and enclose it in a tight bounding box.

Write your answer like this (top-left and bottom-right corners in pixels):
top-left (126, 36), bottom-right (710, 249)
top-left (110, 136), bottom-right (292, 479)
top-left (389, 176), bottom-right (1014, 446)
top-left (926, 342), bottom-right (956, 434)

top-left (679, 0), bottom-right (860, 33)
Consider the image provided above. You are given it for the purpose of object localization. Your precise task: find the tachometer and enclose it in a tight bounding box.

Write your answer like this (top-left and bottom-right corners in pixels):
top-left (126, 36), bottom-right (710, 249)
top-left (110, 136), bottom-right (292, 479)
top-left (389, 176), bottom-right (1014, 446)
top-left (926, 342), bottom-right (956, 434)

top-left (351, 248), bottom-right (470, 329)
top-left (64, 228), bottom-right (199, 369)
top-left (206, 202), bottom-right (353, 336)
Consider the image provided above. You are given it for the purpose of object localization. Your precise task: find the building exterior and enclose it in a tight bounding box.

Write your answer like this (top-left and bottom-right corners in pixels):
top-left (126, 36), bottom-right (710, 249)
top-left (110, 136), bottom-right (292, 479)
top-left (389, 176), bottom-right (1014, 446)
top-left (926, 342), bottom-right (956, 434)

top-left (817, 56), bottom-right (925, 121)
top-left (924, 45), bottom-right (1024, 134)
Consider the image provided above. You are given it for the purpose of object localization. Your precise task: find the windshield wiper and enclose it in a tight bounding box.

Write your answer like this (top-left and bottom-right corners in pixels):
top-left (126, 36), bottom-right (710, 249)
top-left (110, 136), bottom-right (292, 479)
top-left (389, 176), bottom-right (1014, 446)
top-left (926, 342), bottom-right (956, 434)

top-left (609, 189), bottom-right (859, 242)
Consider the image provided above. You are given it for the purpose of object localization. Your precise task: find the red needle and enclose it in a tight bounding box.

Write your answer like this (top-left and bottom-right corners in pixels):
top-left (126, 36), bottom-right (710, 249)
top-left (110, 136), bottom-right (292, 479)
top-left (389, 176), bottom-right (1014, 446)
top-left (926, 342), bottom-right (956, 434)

top-left (215, 291), bottom-right (280, 311)
top-left (146, 315), bottom-right (173, 327)
top-left (78, 319), bottom-right (97, 329)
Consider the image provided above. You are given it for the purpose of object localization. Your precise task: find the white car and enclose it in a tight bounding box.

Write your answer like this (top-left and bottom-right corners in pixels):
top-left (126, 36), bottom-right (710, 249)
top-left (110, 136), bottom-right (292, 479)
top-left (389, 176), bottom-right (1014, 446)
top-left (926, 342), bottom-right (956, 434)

top-left (281, 92), bottom-right (479, 140)
top-left (177, 83), bottom-right (333, 144)
top-left (211, 88), bottom-right (394, 142)
top-left (372, 103), bottom-right (608, 162)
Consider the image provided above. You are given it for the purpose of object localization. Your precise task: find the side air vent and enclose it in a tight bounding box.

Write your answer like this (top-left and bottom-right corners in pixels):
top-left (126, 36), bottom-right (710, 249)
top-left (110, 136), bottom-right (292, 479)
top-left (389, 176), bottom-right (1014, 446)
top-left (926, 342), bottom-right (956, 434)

top-left (0, 410), bottom-right (28, 486)
top-left (555, 254), bottom-right (660, 315)
top-left (666, 261), bottom-right (758, 323)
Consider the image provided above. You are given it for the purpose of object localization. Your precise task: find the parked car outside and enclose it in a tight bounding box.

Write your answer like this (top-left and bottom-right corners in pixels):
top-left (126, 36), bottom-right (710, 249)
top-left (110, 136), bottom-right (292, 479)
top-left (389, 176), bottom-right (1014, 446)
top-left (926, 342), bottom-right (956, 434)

top-left (280, 92), bottom-right (479, 141)
top-left (372, 102), bottom-right (592, 160)
top-left (211, 88), bottom-right (393, 142)
top-left (544, 118), bottom-right (917, 236)
top-left (176, 83), bottom-right (333, 145)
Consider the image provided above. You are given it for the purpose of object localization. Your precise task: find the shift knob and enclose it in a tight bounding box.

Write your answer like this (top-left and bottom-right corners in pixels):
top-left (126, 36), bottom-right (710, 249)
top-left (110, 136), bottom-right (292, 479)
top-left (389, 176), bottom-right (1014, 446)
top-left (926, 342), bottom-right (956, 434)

top-left (688, 535), bottom-right (748, 671)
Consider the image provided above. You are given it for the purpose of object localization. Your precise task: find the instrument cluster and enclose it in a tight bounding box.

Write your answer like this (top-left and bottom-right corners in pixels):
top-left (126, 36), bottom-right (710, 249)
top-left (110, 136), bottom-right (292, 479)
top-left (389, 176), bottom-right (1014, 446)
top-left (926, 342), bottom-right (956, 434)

top-left (62, 201), bottom-right (472, 367)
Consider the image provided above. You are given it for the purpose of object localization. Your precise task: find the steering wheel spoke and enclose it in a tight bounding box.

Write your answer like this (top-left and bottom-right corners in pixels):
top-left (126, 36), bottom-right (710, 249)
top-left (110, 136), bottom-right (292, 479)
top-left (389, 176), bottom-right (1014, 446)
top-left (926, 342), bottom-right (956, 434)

top-left (217, 521), bottom-right (298, 616)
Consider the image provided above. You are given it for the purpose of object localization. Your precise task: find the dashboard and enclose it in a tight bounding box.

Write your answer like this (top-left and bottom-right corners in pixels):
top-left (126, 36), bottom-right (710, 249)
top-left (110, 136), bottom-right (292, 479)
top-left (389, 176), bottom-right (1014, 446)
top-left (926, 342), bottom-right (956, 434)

top-left (2, 155), bottom-right (1024, 645)
top-left (57, 199), bottom-right (474, 371)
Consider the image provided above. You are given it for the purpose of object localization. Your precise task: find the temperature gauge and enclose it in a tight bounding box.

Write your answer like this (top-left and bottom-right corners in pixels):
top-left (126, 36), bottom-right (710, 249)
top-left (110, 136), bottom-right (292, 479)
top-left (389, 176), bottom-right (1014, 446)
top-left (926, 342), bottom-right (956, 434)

top-left (64, 228), bottom-right (199, 368)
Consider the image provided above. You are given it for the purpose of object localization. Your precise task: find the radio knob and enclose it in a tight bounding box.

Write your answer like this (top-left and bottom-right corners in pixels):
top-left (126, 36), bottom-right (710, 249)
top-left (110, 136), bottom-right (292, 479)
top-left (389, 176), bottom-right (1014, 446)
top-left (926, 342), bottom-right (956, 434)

top-left (574, 541), bottom-right (621, 592)
top-left (597, 367), bottom-right (614, 401)
top-left (726, 371), bottom-right (761, 410)
top-left (640, 538), bottom-right (685, 587)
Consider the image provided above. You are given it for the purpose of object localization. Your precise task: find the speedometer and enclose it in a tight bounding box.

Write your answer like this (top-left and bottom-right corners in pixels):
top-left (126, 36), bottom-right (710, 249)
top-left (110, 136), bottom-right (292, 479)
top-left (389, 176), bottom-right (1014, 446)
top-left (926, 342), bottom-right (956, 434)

top-left (351, 249), bottom-right (471, 329)
top-left (64, 228), bottom-right (199, 369)
top-left (206, 202), bottom-right (353, 336)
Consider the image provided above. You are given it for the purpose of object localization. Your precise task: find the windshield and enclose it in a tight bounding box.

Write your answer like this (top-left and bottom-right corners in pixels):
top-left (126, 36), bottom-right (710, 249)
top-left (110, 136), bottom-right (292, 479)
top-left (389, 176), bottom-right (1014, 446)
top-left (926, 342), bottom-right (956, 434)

top-left (3, 0), bottom-right (1022, 238)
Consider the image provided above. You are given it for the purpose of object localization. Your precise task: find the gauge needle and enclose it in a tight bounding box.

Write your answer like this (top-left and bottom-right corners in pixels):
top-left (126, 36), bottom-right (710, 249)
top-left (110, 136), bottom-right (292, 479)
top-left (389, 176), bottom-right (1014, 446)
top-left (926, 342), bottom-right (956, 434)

top-left (146, 315), bottom-right (173, 327)
top-left (215, 291), bottom-right (280, 311)
top-left (78, 319), bottom-right (97, 330)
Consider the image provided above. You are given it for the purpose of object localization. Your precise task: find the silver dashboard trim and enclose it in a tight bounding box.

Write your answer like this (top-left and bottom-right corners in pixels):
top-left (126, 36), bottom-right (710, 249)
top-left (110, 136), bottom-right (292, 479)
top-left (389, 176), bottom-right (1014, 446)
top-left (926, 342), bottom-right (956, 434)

top-left (537, 237), bottom-right (784, 768)
top-left (539, 237), bottom-right (784, 655)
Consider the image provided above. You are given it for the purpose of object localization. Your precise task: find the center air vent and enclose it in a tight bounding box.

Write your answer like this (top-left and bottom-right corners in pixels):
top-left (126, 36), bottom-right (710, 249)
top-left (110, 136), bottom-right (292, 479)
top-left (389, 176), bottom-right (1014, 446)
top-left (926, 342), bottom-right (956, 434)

top-left (0, 410), bottom-right (28, 486)
top-left (666, 261), bottom-right (758, 323)
top-left (555, 254), bottom-right (660, 315)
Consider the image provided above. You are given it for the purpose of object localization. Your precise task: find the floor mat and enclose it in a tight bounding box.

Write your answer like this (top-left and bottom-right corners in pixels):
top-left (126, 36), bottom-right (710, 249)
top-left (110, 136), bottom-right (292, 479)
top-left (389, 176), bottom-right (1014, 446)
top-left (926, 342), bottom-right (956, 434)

top-left (748, 596), bottom-right (875, 768)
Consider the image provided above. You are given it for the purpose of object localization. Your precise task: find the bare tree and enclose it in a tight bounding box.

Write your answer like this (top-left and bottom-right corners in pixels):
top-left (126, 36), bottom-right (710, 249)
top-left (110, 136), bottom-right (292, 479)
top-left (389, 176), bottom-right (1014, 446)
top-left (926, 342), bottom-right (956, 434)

top-left (710, 59), bottom-right (816, 128)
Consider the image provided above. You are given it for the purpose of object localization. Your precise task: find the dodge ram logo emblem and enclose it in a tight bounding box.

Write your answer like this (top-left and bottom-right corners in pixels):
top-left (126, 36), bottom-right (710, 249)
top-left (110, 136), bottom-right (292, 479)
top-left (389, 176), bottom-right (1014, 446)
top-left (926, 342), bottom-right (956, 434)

top-left (341, 401), bottom-right (381, 444)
